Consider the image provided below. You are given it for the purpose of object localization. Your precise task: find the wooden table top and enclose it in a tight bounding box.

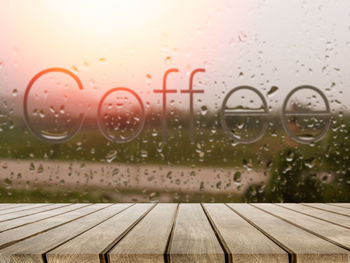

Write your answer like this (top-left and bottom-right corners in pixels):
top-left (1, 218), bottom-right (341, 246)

top-left (0, 203), bottom-right (349, 262)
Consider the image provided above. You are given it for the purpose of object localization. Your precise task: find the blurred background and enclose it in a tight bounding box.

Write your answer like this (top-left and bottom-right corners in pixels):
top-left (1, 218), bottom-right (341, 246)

top-left (0, 0), bottom-right (349, 202)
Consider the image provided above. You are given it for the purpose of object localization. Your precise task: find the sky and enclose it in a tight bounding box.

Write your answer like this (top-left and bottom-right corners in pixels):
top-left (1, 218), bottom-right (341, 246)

top-left (0, 0), bottom-right (350, 118)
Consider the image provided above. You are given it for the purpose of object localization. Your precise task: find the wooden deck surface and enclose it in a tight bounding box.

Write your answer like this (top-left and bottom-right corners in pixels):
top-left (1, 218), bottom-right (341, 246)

top-left (0, 203), bottom-right (348, 262)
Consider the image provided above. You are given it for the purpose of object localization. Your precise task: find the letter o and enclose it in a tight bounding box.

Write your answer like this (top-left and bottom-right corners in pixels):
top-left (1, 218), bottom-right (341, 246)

top-left (97, 87), bottom-right (145, 143)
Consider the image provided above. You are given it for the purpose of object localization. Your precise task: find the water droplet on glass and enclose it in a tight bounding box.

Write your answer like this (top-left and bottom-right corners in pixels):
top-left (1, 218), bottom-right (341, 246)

top-left (200, 105), bottom-right (208, 116)
top-left (165, 56), bottom-right (172, 64)
top-left (106, 150), bottom-right (117, 163)
top-left (233, 171), bottom-right (241, 184)
top-left (141, 150), bottom-right (148, 158)
top-left (146, 74), bottom-right (152, 84)
top-left (286, 151), bottom-right (294, 162)
top-left (39, 109), bottom-right (45, 118)
top-left (267, 86), bottom-right (279, 97)
top-left (12, 89), bottom-right (18, 97)
top-left (238, 32), bottom-right (247, 42)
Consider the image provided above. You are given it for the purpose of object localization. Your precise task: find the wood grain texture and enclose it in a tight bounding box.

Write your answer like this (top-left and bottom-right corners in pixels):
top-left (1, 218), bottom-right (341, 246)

top-left (108, 203), bottom-right (177, 263)
top-left (0, 204), bottom-right (69, 224)
top-left (330, 203), bottom-right (350, 209)
top-left (228, 204), bottom-right (349, 263)
top-left (0, 203), bottom-right (349, 263)
top-left (169, 204), bottom-right (225, 263)
top-left (0, 204), bottom-right (131, 263)
top-left (46, 204), bottom-right (154, 263)
top-left (253, 204), bottom-right (350, 250)
top-left (278, 203), bottom-right (350, 229)
top-left (0, 204), bottom-right (83, 232)
top-left (0, 204), bottom-right (50, 216)
top-left (0, 204), bottom-right (27, 211)
top-left (304, 203), bottom-right (350, 217)
top-left (0, 204), bottom-right (99, 249)
top-left (203, 203), bottom-right (288, 263)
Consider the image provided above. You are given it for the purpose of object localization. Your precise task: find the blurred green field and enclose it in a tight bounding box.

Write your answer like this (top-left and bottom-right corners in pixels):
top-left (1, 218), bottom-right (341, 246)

top-left (0, 114), bottom-right (348, 202)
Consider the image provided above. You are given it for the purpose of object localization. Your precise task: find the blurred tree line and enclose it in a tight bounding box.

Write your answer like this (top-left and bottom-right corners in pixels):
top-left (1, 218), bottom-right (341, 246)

top-left (245, 118), bottom-right (350, 202)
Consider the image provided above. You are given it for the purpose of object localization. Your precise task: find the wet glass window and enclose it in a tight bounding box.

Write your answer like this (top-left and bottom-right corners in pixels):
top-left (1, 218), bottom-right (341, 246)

top-left (0, 0), bottom-right (349, 202)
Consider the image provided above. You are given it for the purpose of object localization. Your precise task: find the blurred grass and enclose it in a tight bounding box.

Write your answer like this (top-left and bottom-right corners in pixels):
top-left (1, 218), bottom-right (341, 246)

top-left (0, 115), bottom-right (349, 202)
top-left (0, 117), bottom-right (322, 168)
top-left (0, 186), bottom-right (242, 203)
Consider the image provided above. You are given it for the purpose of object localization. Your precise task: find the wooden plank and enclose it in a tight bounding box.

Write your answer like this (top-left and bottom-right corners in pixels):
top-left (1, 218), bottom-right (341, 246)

top-left (169, 203), bottom-right (225, 263)
top-left (228, 204), bottom-right (349, 262)
top-left (278, 203), bottom-right (350, 229)
top-left (0, 204), bottom-right (16, 208)
top-left (0, 204), bottom-right (50, 216)
top-left (0, 203), bottom-right (69, 223)
top-left (203, 203), bottom-right (288, 263)
top-left (0, 204), bottom-right (27, 211)
top-left (0, 203), bottom-right (104, 249)
top-left (0, 204), bottom-right (82, 232)
top-left (46, 204), bottom-right (154, 263)
top-left (327, 203), bottom-right (350, 210)
top-left (304, 203), bottom-right (350, 217)
top-left (108, 203), bottom-right (177, 263)
top-left (0, 204), bottom-right (37, 210)
top-left (253, 204), bottom-right (350, 250)
top-left (0, 204), bottom-right (132, 263)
